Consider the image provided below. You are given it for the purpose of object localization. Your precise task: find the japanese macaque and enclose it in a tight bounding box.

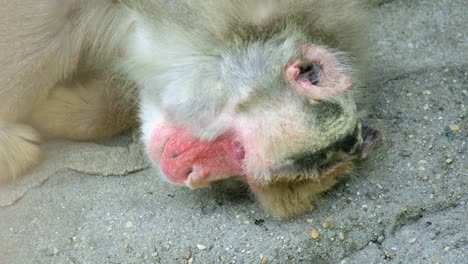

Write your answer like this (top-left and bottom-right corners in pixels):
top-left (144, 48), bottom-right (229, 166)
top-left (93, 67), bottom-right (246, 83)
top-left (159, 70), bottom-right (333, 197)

top-left (0, 0), bottom-right (380, 217)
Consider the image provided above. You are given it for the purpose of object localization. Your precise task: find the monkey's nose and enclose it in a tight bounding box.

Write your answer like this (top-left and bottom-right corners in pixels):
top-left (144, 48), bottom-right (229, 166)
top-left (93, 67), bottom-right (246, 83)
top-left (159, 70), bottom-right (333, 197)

top-left (162, 164), bottom-right (193, 184)
top-left (157, 127), bottom-right (246, 187)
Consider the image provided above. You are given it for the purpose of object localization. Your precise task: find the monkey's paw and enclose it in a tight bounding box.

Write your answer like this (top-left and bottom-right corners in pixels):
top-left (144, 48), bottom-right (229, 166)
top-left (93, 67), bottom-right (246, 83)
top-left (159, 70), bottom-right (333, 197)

top-left (0, 124), bottom-right (42, 183)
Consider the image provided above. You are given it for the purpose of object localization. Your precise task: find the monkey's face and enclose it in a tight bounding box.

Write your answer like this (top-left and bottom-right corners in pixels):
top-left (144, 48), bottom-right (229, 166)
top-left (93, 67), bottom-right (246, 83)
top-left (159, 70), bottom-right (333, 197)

top-left (139, 43), bottom-right (380, 189)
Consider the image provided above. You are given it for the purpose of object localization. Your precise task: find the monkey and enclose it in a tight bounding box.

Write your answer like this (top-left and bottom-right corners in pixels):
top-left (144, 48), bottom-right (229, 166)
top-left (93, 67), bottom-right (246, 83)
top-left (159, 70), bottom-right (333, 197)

top-left (0, 0), bottom-right (380, 218)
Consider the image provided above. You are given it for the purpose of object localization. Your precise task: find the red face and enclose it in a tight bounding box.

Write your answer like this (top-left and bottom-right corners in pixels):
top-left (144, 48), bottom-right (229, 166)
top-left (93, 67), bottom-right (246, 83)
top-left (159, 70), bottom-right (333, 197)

top-left (144, 45), bottom-right (380, 189)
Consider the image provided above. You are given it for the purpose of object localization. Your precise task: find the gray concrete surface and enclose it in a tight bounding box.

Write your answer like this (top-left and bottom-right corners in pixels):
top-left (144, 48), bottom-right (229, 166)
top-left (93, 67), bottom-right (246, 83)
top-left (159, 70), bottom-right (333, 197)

top-left (1, 0), bottom-right (466, 263)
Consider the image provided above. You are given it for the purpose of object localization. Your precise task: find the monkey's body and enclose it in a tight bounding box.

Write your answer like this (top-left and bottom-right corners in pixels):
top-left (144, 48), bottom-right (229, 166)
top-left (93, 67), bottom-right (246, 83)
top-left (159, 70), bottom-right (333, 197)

top-left (0, 1), bottom-right (138, 179)
top-left (0, 0), bottom-right (379, 217)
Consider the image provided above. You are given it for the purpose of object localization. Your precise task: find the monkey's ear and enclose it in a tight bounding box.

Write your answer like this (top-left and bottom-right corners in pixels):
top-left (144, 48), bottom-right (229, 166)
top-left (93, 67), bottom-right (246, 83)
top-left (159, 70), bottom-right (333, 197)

top-left (283, 45), bottom-right (352, 103)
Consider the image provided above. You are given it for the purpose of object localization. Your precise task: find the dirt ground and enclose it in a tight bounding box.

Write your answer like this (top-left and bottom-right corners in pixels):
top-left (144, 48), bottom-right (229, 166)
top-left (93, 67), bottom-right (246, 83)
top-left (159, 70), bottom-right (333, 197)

top-left (1, 0), bottom-right (466, 263)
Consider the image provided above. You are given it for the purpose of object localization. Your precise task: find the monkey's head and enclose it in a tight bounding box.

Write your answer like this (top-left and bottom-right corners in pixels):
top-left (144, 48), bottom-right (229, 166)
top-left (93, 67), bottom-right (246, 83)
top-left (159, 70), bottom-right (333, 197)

top-left (136, 40), bottom-right (380, 187)
top-left (124, 0), bottom-right (379, 216)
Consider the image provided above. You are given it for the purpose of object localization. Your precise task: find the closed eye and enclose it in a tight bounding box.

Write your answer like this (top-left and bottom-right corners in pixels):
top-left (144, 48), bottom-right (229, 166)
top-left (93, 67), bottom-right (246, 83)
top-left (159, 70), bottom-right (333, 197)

top-left (293, 151), bottom-right (328, 169)
top-left (292, 124), bottom-right (361, 169)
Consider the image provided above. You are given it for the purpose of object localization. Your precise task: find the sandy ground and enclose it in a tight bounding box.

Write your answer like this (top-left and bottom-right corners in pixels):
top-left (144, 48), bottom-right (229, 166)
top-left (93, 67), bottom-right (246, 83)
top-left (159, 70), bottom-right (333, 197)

top-left (1, 0), bottom-right (466, 263)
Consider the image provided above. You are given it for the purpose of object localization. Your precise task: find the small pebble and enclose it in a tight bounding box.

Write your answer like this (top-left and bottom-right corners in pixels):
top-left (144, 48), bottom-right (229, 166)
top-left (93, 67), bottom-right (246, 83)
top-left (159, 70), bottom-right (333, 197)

top-left (322, 222), bottom-right (331, 229)
top-left (183, 248), bottom-right (192, 259)
top-left (197, 244), bottom-right (207, 250)
top-left (399, 150), bottom-right (412, 157)
top-left (261, 255), bottom-right (269, 264)
top-left (444, 246), bottom-right (450, 251)
top-left (311, 229), bottom-right (320, 239)
top-left (125, 221), bottom-right (134, 228)
top-left (338, 232), bottom-right (346, 241)
top-left (348, 213), bottom-right (359, 220)
top-left (422, 90), bottom-right (431, 95)
top-left (419, 160), bottom-right (428, 164)
top-left (306, 218), bottom-right (314, 223)
top-left (445, 158), bottom-right (453, 164)
top-left (377, 235), bottom-right (385, 244)
top-left (421, 176), bottom-right (429, 181)
top-left (418, 167), bottom-right (426, 172)
top-left (448, 124), bottom-right (460, 133)
top-left (408, 238), bottom-right (417, 244)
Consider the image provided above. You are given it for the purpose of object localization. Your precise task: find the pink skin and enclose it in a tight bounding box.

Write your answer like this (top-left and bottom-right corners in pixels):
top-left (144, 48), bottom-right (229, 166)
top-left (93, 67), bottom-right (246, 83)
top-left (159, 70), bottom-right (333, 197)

top-left (284, 45), bottom-right (352, 101)
top-left (149, 44), bottom-right (354, 188)
top-left (149, 125), bottom-right (245, 188)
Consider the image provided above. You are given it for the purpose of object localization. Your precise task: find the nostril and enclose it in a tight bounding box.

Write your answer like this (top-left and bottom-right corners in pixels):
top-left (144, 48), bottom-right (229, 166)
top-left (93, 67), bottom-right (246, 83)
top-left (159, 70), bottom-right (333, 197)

top-left (186, 169), bottom-right (193, 178)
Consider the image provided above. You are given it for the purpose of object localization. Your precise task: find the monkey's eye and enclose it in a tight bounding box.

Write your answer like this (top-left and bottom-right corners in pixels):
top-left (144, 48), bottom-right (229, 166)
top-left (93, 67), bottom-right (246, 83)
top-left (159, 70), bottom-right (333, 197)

top-left (298, 63), bottom-right (321, 86)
